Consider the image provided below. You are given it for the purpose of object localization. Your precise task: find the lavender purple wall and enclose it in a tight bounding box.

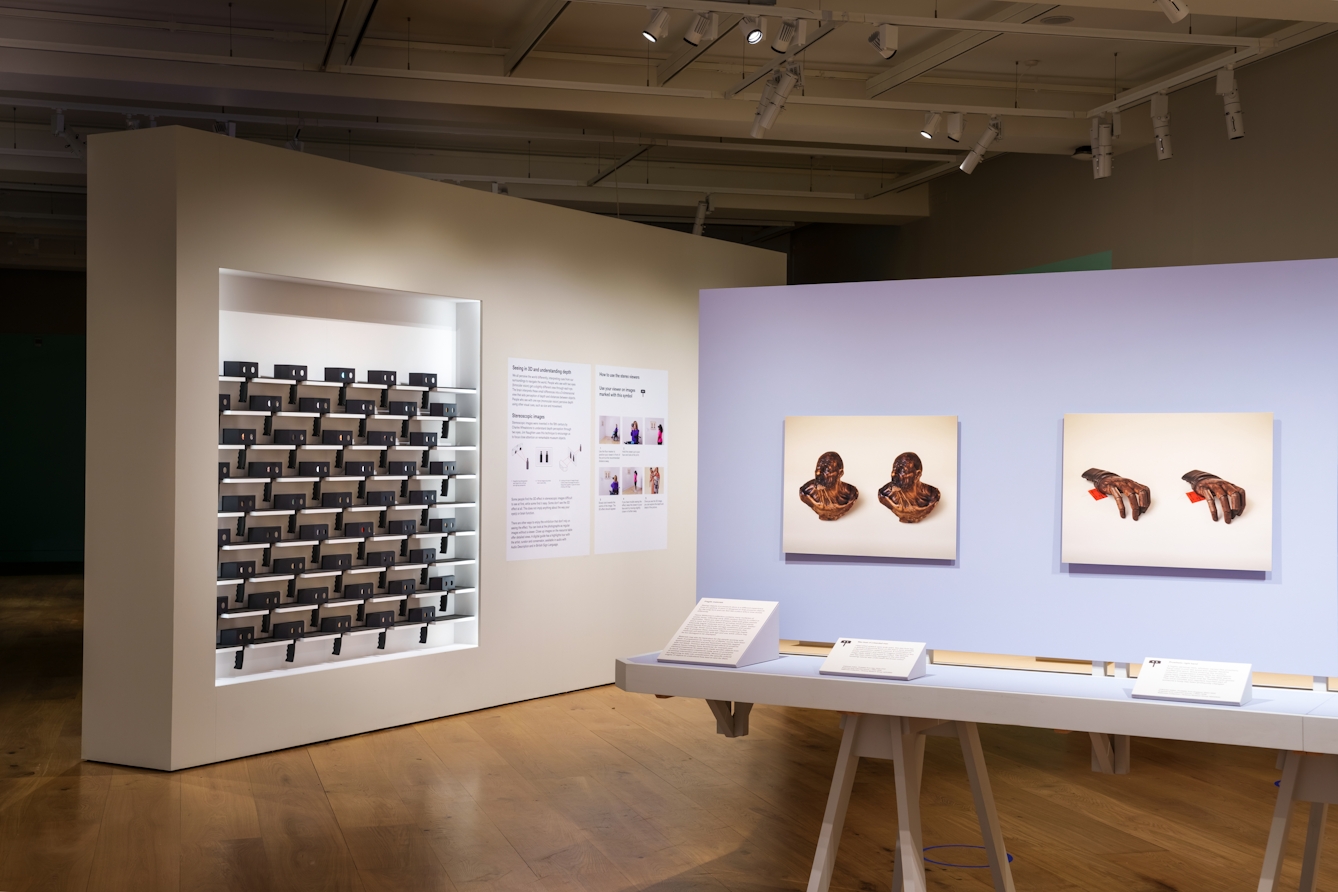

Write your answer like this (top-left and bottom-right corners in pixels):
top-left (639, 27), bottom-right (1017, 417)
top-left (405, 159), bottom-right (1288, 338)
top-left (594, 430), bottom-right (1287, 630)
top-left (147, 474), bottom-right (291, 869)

top-left (698, 260), bottom-right (1338, 675)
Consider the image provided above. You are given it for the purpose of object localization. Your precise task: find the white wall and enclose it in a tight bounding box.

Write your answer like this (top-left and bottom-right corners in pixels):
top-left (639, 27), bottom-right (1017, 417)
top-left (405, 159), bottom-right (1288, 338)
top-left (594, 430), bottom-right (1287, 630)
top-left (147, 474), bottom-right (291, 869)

top-left (84, 126), bottom-right (784, 770)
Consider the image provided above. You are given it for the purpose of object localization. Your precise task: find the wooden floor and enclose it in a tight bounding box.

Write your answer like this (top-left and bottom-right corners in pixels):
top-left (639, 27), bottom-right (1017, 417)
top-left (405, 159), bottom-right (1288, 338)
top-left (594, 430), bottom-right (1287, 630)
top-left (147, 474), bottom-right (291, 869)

top-left (0, 575), bottom-right (1331, 891)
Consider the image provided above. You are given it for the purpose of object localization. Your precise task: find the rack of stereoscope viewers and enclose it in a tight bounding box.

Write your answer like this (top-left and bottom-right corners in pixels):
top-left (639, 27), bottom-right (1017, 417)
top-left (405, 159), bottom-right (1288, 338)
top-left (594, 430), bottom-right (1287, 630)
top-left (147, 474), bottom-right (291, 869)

top-left (216, 361), bottom-right (478, 671)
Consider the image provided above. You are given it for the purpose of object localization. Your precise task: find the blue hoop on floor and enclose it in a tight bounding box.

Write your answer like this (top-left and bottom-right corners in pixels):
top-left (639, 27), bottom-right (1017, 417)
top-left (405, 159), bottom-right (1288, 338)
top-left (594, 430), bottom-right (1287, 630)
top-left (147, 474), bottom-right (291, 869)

top-left (922, 844), bottom-right (1015, 868)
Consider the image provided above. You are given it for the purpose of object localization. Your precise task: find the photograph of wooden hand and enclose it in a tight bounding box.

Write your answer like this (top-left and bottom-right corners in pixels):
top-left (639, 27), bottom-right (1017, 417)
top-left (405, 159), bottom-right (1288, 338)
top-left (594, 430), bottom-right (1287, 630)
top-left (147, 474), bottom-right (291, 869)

top-left (878, 451), bottom-right (940, 523)
top-left (1183, 470), bottom-right (1246, 523)
top-left (799, 451), bottom-right (859, 520)
top-left (1082, 467), bottom-right (1152, 520)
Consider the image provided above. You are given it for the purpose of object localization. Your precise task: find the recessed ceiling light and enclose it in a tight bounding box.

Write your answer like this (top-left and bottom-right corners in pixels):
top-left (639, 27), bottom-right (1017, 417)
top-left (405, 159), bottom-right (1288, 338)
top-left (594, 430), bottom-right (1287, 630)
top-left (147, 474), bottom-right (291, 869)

top-left (1041, 15), bottom-right (1074, 25)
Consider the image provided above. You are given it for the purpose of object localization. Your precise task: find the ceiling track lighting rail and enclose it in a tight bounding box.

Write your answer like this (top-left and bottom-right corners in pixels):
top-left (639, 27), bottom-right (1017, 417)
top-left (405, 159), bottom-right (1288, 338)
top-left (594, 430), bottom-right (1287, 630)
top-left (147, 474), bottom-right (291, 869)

top-left (725, 22), bottom-right (839, 98)
top-left (407, 170), bottom-right (870, 201)
top-left (577, 0), bottom-right (1264, 49)
top-left (0, 94), bottom-right (957, 164)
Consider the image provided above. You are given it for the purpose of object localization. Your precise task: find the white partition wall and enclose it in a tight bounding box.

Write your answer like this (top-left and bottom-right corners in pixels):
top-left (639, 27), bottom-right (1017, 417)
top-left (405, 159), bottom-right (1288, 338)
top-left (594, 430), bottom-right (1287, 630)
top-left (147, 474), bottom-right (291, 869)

top-left (84, 126), bottom-right (784, 770)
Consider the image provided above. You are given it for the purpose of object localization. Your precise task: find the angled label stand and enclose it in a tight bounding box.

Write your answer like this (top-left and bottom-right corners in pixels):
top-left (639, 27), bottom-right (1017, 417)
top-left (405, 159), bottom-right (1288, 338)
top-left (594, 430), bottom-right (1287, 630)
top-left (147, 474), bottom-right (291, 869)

top-left (1131, 657), bottom-right (1252, 706)
top-left (658, 598), bottom-right (779, 668)
top-left (820, 638), bottom-right (928, 681)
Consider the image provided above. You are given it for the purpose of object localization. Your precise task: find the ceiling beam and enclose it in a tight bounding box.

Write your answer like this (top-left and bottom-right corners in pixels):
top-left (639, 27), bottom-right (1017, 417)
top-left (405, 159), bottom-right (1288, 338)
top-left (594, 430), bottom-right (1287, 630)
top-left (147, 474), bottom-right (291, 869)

top-left (574, 0), bottom-right (1266, 48)
top-left (865, 4), bottom-right (1057, 99)
top-left (587, 145), bottom-right (651, 185)
top-left (1086, 19), bottom-right (1338, 116)
top-left (863, 160), bottom-right (960, 197)
top-left (319, 0), bottom-right (351, 71)
top-left (342, 0), bottom-right (380, 65)
top-left (657, 15), bottom-right (740, 86)
top-left (724, 23), bottom-right (841, 98)
top-left (504, 0), bottom-right (571, 76)
top-left (0, 95), bottom-right (958, 162)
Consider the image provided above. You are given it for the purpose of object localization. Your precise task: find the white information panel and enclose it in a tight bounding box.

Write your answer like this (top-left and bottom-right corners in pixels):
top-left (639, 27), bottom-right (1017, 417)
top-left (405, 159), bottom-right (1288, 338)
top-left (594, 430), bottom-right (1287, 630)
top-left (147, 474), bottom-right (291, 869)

top-left (1131, 657), bottom-right (1253, 706)
top-left (819, 638), bottom-right (928, 681)
top-left (658, 598), bottom-right (779, 668)
top-left (595, 365), bottom-right (668, 554)
top-left (506, 358), bottom-right (591, 561)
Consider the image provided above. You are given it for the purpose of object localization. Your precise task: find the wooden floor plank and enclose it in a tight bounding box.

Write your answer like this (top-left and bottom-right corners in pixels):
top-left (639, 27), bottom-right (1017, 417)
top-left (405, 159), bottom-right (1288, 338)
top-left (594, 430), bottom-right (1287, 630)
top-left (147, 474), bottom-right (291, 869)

top-left (85, 767), bottom-right (182, 892)
top-left (9, 574), bottom-right (1338, 892)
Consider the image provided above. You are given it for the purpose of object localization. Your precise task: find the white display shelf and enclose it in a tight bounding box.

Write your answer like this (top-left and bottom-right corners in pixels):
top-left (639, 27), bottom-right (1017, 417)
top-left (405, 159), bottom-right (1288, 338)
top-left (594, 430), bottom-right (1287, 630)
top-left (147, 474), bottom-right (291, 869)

top-left (274, 603), bottom-right (322, 614)
top-left (215, 641), bottom-right (477, 686)
top-left (218, 334), bottom-right (481, 687)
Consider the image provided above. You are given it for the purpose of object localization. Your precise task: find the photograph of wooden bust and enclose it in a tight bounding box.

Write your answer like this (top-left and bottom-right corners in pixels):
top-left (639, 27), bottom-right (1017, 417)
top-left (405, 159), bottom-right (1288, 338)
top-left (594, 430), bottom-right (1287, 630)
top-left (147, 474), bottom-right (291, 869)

top-left (799, 451), bottom-right (859, 520)
top-left (877, 452), bottom-right (940, 523)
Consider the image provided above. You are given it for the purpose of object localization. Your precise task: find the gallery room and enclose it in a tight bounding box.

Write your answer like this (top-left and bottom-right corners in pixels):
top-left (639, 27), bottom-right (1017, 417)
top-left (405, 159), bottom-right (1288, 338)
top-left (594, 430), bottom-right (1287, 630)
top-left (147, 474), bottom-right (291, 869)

top-left (2, 0), bottom-right (1338, 889)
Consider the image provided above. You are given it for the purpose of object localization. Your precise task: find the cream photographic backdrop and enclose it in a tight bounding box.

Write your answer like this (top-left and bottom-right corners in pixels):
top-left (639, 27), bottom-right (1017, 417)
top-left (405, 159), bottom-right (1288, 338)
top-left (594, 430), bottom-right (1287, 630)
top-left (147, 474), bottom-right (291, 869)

top-left (1061, 412), bottom-right (1274, 571)
top-left (782, 415), bottom-right (957, 559)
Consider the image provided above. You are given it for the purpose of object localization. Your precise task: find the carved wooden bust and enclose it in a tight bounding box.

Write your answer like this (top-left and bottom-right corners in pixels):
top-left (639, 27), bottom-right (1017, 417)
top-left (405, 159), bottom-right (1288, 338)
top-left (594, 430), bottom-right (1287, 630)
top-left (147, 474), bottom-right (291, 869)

top-left (878, 452), bottom-right (940, 523)
top-left (799, 451), bottom-right (859, 520)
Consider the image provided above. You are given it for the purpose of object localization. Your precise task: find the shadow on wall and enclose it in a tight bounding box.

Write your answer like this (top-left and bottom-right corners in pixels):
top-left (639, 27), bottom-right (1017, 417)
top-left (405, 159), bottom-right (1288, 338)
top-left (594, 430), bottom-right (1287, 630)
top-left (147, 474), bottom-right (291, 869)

top-left (0, 269), bottom-right (86, 569)
top-left (789, 221), bottom-right (1112, 285)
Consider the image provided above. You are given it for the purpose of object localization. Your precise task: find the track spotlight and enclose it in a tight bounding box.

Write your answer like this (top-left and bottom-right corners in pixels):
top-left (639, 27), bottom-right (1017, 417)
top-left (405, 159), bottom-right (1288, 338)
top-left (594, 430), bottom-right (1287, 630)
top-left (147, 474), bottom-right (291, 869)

top-left (642, 7), bottom-right (669, 43)
top-left (1150, 93), bottom-right (1172, 160)
top-left (920, 111), bottom-right (942, 140)
top-left (868, 23), bottom-right (898, 59)
top-left (1216, 68), bottom-right (1244, 139)
top-left (750, 64), bottom-right (799, 138)
top-left (946, 112), bottom-right (964, 143)
top-left (683, 12), bottom-right (718, 46)
top-left (1089, 116), bottom-right (1112, 179)
top-left (959, 117), bottom-right (999, 174)
top-left (742, 16), bottom-right (765, 45)
top-left (1154, 0), bottom-right (1189, 24)
top-left (771, 18), bottom-right (798, 53)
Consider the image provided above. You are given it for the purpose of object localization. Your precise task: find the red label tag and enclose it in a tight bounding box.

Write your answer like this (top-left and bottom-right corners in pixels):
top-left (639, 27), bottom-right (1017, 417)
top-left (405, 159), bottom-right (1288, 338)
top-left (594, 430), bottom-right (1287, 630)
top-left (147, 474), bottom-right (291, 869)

top-left (1088, 489), bottom-right (1107, 500)
top-left (1186, 491), bottom-right (1205, 503)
